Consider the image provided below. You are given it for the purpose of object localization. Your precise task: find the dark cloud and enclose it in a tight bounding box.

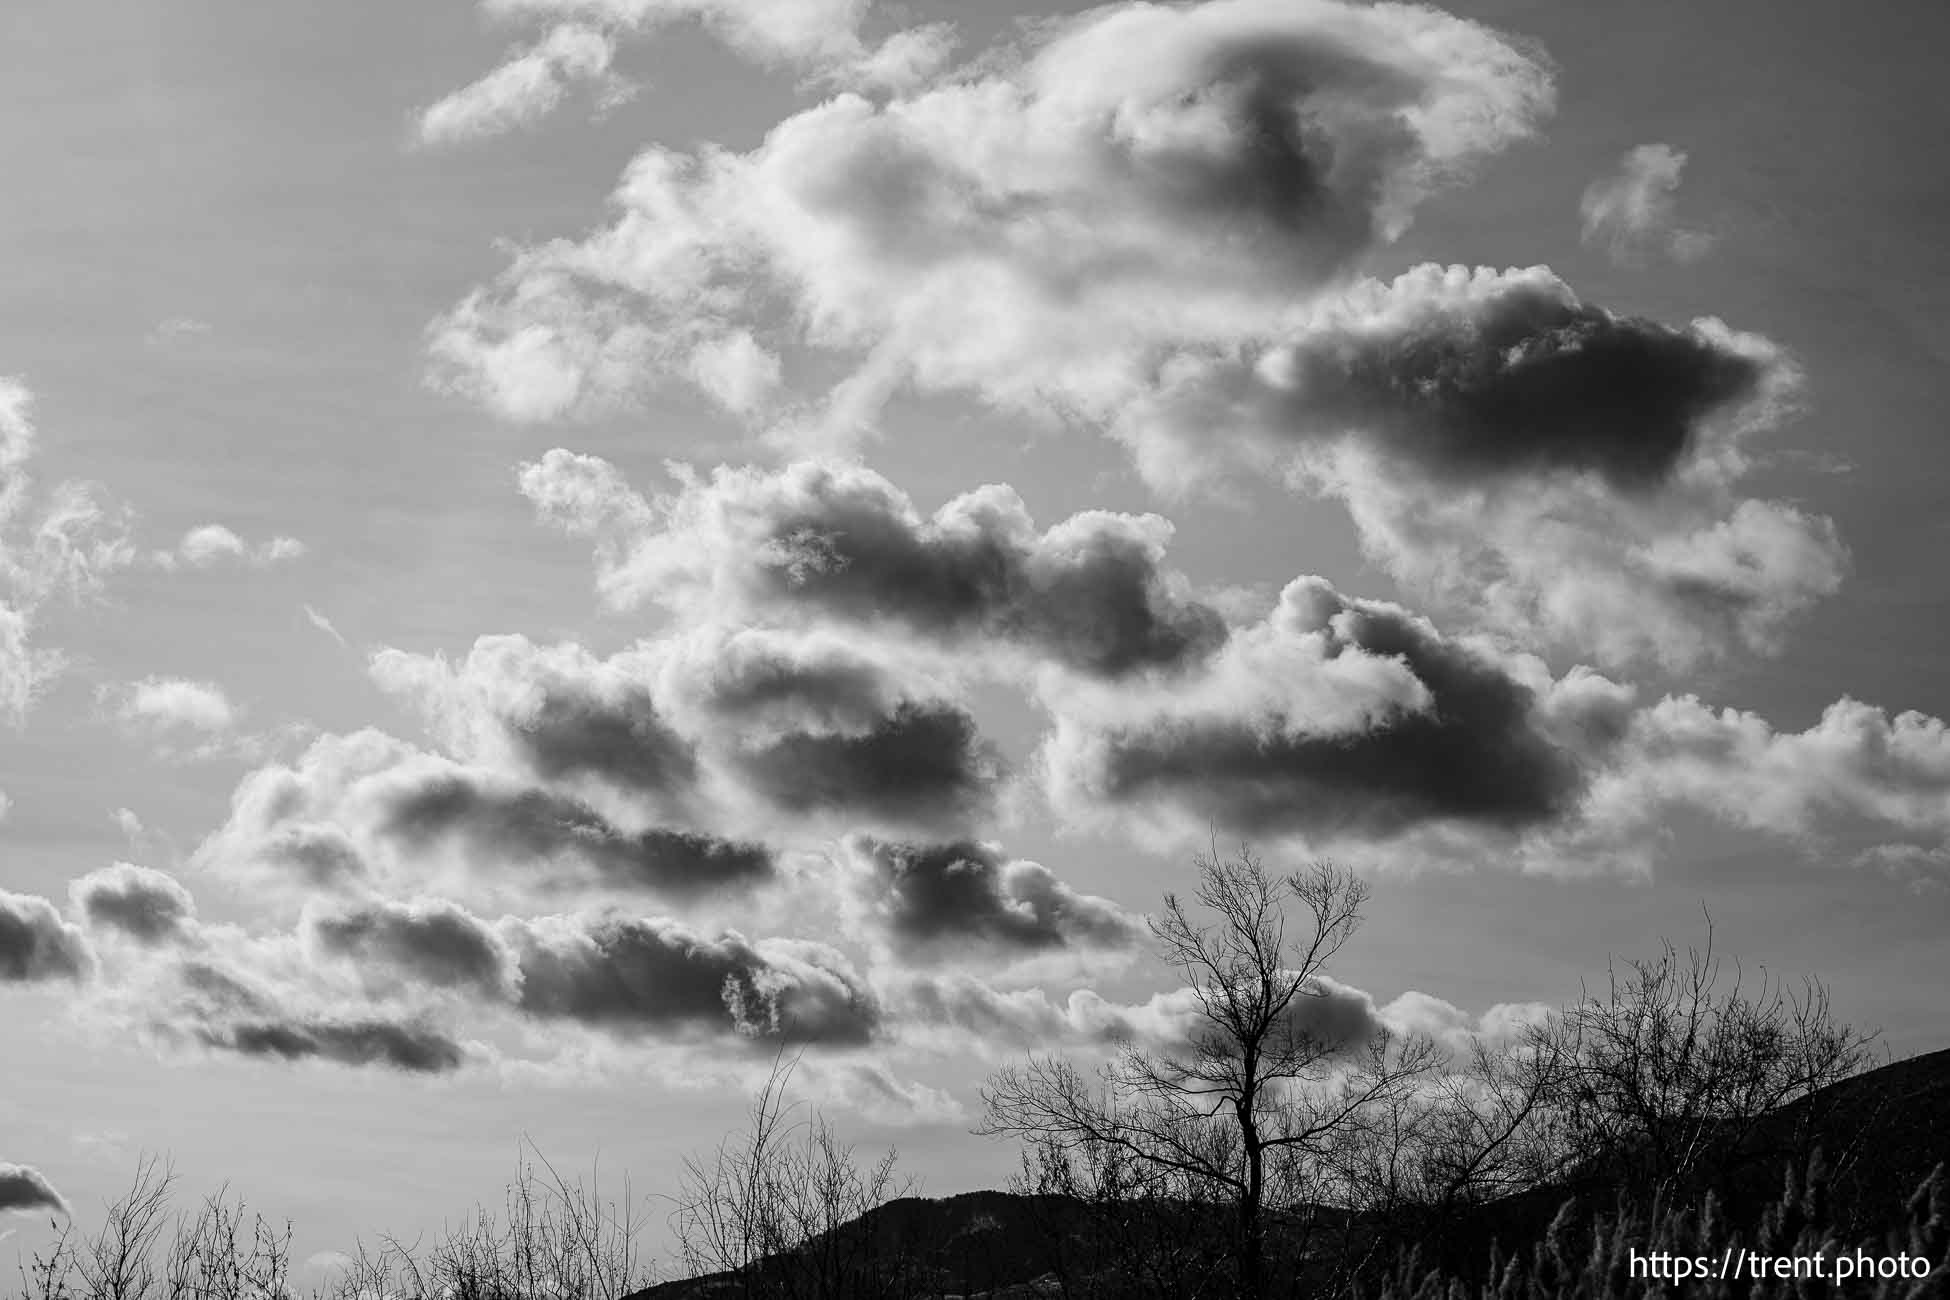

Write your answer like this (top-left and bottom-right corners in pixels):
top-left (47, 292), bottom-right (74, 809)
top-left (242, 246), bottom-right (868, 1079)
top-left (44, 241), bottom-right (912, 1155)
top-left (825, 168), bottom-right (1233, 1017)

top-left (731, 701), bottom-right (1002, 828)
top-left (1142, 265), bottom-right (1779, 492)
top-left (380, 773), bottom-right (773, 898)
top-left (841, 837), bottom-right (1144, 960)
top-left (0, 1162), bottom-right (69, 1216)
top-left (501, 677), bottom-right (697, 797)
top-left (1115, 30), bottom-right (1425, 270)
top-left (69, 864), bottom-right (195, 945)
top-left (192, 1018), bottom-right (467, 1074)
top-left (371, 637), bottom-right (700, 803)
top-left (162, 958), bottom-right (470, 1074)
top-left (0, 891), bottom-right (93, 983)
top-left (509, 915), bottom-right (880, 1046)
top-left (306, 899), bottom-right (515, 998)
top-left (380, 628), bottom-right (1005, 833)
top-left (260, 824), bottom-right (370, 889)
top-left (1050, 577), bottom-right (1589, 841)
top-left (742, 474), bottom-right (1228, 676)
top-left (530, 459), bottom-right (1228, 679)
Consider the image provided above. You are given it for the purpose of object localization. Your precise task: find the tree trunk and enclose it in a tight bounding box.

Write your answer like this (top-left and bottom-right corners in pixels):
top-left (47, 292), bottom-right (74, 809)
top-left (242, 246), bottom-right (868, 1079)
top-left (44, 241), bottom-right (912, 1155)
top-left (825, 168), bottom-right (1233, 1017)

top-left (1238, 1099), bottom-right (1264, 1300)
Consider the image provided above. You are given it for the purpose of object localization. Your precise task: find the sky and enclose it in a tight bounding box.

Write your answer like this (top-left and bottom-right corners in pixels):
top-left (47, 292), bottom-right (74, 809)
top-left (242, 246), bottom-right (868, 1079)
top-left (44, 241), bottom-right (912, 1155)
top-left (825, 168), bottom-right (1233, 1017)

top-left (3, 0), bottom-right (1948, 1279)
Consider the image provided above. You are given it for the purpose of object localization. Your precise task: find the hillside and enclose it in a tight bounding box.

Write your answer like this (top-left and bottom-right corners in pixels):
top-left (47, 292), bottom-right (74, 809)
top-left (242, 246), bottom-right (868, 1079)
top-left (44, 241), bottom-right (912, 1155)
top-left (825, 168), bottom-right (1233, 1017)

top-left (631, 1047), bottom-right (1950, 1299)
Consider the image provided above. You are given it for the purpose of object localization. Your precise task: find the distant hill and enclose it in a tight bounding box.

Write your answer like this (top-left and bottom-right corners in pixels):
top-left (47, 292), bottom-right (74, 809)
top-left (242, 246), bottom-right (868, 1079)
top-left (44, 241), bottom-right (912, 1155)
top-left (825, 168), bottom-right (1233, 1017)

top-left (631, 1047), bottom-right (1950, 1300)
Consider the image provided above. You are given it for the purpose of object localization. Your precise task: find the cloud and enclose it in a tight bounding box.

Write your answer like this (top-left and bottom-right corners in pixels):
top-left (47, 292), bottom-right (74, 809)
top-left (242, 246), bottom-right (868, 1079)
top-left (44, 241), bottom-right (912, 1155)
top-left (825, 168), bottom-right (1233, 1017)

top-left (890, 969), bottom-right (1387, 1060)
top-left (1118, 264), bottom-right (1842, 668)
top-left (1583, 694), bottom-right (1950, 851)
top-left (430, 0), bottom-right (1551, 431)
top-left (1042, 576), bottom-right (1599, 844)
top-left (431, 7), bottom-right (1831, 670)
top-left (1376, 990), bottom-right (1552, 1054)
top-left (1121, 263), bottom-right (1782, 494)
top-left (160, 525), bottom-right (306, 571)
top-left (430, 0), bottom-right (958, 151)
top-left (378, 625), bottom-right (1009, 836)
top-left (70, 864), bottom-right (197, 945)
top-left (0, 377), bottom-right (134, 722)
top-left (519, 455), bottom-right (1227, 679)
top-left (371, 636), bottom-right (701, 805)
top-left (143, 954), bottom-right (474, 1075)
top-left (1580, 143), bottom-right (1715, 265)
top-left (190, 1017), bottom-right (469, 1074)
top-left (380, 773), bottom-right (774, 899)
top-left (662, 625), bottom-right (1006, 833)
top-left (304, 897), bottom-right (519, 999)
top-left (416, 24), bottom-right (631, 148)
top-left (147, 316), bottom-right (213, 345)
top-left (0, 891), bottom-right (94, 983)
top-left (838, 836), bottom-right (1144, 962)
top-left (505, 912), bottom-right (882, 1045)
top-left (197, 729), bottom-right (772, 904)
top-left (109, 677), bottom-right (239, 734)
top-left (303, 604), bottom-right (349, 647)
top-left (0, 1164), bottom-right (69, 1217)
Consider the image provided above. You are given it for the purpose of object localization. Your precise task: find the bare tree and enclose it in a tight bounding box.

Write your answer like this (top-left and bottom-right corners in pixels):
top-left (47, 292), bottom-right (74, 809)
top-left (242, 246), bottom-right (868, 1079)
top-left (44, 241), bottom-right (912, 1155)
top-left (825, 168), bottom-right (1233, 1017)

top-left (669, 1053), bottom-right (917, 1299)
top-left (979, 848), bottom-right (1440, 1300)
top-left (17, 1155), bottom-right (296, 1300)
top-left (1008, 1126), bottom-right (1236, 1300)
top-left (1549, 918), bottom-right (1880, 1204)
top-left (325, 1145), bottom-right (651, 1300)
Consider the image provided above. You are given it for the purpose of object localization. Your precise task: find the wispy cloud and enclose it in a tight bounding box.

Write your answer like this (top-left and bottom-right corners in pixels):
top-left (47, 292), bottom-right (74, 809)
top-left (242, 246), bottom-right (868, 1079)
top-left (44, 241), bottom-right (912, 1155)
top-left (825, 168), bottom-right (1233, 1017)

top-left (302, 604), bottom-right (349, 648)
top-left (1580, 143), bottom-right (1717, 265)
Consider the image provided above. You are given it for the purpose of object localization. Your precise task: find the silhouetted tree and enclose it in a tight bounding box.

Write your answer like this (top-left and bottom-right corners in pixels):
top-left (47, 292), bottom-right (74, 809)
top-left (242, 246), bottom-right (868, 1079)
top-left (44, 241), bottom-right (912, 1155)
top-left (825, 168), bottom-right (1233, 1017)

top-left (1546, 918), bottom-right (1879, 1205)
top-left (979, 847), bottom-right (1440, 1300)
top-left (670, 1054), bottom-right (917, 1299)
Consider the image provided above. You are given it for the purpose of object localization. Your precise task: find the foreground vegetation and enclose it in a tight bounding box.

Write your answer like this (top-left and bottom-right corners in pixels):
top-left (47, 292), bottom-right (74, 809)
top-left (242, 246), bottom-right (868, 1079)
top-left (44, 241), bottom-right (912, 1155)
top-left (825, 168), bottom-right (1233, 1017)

top-left (13, 850), bottom-right (1948, 1299)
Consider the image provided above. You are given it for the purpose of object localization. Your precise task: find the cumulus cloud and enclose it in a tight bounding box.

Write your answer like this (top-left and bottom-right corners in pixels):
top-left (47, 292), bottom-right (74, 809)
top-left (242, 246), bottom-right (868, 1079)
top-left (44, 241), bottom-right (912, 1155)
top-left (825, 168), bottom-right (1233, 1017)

top-left (430, 0), bottom-right (1551, 429)
top-left (70, 864), bottom-right (197, 945)
top-left (108, 677), bottom-right (238, 735)
top-left (1031, 569), bottom-right (1950, 875)
top-left (376, 627), bottom-right (1006, 835)
top-left (1043, 576), bottom-right (1600, 844)
top-left (193, 1017), bottom-right (469, 1073)
top-left (838, 836), bottom-right (1144, 962)
top-left (506, 912), bottom-right (882, 1045)
top-left (0, 1163), bottom-right (69, 1217)
top-left (158, 524), bottom-right (305, 571)
top-left (433, 5), bottom-right (1834, 668)
top-left (417, 24), bottom-right (631, 148)
top-left (428, 0), bottom-right (957, 151)
top-left (139, 953), bottom-right (474, 1075)
top-left (0, 377), bottom-right (134, 722)
top-left (382, 773), bottom-right (775, 898)
top-left (519, 455), bottom-right (1227, 679)
top-left (890, 969), bottom-right (1387, 1060)
top-left (197, 729), bottom-right (772, 905)
top-left (305, 897), bottom-right (519, 1000)
top-left (1580, 143), bottom-right (1715, 265)
top-left (1121, 264), bottom-right (1843, 667)
top-left (0, 891), bottom-right (94, 983)
top-left (661, 625), bottom-right (1005, 832)
top-left (1582, 695), bottom-right (1950, 855)
top-left (1121, 264), bottom-right (1782, 493)
top-left (373, 636), bottom-right (701, 807)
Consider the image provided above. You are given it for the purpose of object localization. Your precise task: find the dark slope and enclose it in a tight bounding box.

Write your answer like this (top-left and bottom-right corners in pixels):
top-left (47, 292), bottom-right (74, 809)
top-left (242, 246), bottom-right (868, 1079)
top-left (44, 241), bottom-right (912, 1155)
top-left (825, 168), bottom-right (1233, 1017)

top-left (632, 1048), bottom-right (1950, 1299)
